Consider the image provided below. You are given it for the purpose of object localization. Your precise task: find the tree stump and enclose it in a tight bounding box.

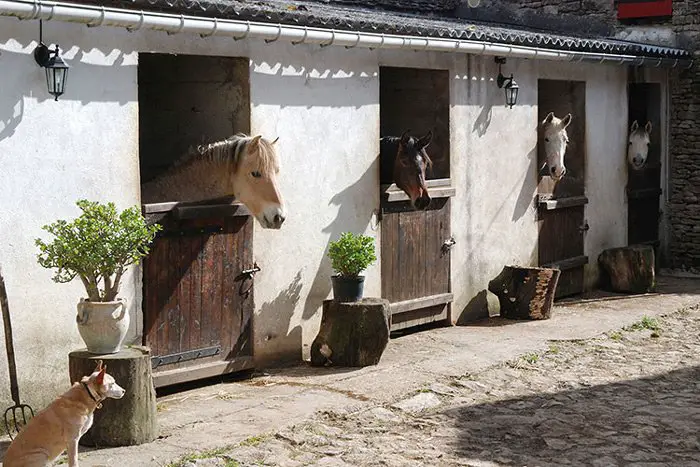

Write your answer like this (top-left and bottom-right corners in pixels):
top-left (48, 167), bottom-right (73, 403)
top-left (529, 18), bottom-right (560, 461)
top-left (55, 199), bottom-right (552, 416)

top-left (68, 346), bottom-right (157, 447)
top-left (598, 245), bottom-right (656, 293)
top-left (487, 265), bottom-right (561, 320)
top-left (310, 298), bottom-right (390, 367)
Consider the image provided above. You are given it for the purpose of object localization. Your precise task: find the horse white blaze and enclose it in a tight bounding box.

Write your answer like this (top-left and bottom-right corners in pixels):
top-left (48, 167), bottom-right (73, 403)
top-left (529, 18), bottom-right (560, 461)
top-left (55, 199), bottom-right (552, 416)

top-left (627, 120), bottom-right (652, 171)
top-left (541, 112), bottom-right (572, 181)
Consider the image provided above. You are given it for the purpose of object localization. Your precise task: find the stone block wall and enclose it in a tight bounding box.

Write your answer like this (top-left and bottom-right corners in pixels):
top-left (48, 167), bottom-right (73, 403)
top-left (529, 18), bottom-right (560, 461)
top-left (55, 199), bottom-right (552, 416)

top-left (668, 0), bottom-right (700, 267)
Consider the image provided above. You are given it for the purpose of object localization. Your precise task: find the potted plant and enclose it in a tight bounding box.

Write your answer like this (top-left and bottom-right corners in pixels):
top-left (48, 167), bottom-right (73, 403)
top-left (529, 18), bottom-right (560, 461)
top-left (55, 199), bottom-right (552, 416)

top-left (35, 199), bottom-right (161, 354)
top-left (327, 232), bottom-right (377, 302)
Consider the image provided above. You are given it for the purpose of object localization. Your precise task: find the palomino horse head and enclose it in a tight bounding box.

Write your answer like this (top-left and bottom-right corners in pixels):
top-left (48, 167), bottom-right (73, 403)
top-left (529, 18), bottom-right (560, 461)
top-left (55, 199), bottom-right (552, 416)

top-left (541, 112), bottom-right (572, 181)
top-left (202, 134), bottom-right (286, 229)
top-left (393, 130), bottom-right (433, 210)
top-left (628, 120), bottom-right (652, 170)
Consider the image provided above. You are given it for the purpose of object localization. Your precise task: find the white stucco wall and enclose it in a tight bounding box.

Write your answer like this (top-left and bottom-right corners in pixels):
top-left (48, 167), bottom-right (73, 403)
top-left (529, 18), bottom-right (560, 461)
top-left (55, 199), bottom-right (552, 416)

top-left (0, 15), bottom-right (663, 408)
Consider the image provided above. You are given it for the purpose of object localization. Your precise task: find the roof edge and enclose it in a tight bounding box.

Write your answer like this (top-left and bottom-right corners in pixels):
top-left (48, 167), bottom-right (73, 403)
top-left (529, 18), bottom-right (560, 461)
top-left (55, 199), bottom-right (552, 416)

top-left (0, 0), bottom-right (693, 68)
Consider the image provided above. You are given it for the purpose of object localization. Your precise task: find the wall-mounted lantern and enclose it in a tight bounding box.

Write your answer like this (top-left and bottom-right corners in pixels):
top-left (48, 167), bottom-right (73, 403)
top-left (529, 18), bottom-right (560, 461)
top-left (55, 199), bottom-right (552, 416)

top-left (33, 21), bottom-right (69, 101)
top-left (495, 56), bottom-right (519, 109)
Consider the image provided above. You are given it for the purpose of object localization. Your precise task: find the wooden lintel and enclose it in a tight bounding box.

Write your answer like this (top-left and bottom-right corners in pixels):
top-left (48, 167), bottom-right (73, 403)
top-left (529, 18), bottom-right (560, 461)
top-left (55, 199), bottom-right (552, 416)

top-left (543, 255), bottom-right (588, 271)
top-left (389, 293), bottom-right (454, 315)
top-left (152, 357), bottom-right (255, 388)
top-left (538, 195), bottom-right (589, 210)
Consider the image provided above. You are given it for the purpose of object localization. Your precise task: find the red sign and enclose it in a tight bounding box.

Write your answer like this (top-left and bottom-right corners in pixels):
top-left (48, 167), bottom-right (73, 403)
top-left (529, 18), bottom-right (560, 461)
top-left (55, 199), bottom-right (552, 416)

top-left (617, 0), bottom-right (673, 19)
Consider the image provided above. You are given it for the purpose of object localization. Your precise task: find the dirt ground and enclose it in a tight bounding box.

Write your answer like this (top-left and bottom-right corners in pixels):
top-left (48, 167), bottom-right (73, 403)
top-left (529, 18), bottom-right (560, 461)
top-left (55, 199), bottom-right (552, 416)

top-left (170, 305), bottom-right (700, 467)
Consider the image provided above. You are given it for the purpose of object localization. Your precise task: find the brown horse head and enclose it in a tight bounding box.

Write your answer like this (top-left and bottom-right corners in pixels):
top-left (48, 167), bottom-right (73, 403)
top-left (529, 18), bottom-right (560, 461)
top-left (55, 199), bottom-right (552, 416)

top-left (393, 130), bottom-right (433, 210)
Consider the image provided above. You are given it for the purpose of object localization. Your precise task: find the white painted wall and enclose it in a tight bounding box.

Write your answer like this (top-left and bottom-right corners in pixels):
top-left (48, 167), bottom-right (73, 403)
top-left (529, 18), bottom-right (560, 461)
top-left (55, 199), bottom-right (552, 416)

top-left (0, 16), bottom-right (661, 407)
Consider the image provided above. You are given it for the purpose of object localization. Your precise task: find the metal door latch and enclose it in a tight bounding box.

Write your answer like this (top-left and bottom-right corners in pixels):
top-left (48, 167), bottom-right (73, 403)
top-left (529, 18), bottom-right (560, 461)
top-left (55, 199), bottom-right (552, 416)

top-left (441, 236), bottom-right (456, 256)
top-left (579, 222), bottom-right (590, 232)
top-left (241, 263), bottom-right (261, 279)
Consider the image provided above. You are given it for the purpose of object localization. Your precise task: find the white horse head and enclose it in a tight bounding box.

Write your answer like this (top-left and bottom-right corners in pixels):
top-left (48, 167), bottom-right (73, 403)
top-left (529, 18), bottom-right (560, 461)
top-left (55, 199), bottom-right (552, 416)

top-left (628, 120), bottom-right (652, 171)
top-left (541, 112), bottom-right (572, 181)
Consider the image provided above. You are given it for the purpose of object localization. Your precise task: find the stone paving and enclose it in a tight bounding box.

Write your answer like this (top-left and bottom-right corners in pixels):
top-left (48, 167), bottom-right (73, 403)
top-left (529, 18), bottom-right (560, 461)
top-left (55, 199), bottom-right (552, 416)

top-left (168, 305), bottom-right (700, 466)
top-left (2, 276), bottom-right (700, 467)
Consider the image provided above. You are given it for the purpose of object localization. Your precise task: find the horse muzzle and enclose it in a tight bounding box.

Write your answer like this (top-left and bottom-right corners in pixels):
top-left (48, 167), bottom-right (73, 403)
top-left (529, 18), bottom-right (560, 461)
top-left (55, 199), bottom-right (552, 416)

top-left (260, 206), bottom-right (286, 229)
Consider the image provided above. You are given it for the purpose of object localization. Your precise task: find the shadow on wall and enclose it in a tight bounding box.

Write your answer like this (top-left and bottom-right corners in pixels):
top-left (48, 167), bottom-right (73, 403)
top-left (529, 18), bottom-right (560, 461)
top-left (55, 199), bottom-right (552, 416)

top-left (250, 59), bottom-right (377, 108)
top-left (302, 160), bottom-right (379, 320)
top-left (0, 45), bottom-right (134, 142)
top-left (512, 145), bottom-right (538, 222)
top-left (472, 77), bottom-right (500, 137)
top-left (255, 270), bottom-right (304, 365)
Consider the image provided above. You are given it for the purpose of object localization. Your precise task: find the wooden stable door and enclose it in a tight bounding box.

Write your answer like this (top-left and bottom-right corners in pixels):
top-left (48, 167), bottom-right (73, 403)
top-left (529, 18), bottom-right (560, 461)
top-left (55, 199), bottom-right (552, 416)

top-left (537, 80), bottom-right (588, 298)
top-left (379, 66), bottom-right (454, 331)
top-left (142, 202), bottom-right (255, 387)
top-left (381, 194), bottom-right (453, 331)
top-left (627, 83), bottom-right (662, 251)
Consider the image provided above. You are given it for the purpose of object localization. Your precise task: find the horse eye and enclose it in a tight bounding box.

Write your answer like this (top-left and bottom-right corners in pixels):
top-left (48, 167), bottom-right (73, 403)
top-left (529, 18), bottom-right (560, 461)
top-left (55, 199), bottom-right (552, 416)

top-left (251, 171), bottom-right (262, 178)
top-left (544, 138), bottom-right (549, 142)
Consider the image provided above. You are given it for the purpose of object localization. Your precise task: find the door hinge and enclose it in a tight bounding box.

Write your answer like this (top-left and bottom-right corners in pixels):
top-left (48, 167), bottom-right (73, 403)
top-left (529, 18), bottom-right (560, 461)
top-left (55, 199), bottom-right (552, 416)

top-left (579, 221), bottom-right (590, 232)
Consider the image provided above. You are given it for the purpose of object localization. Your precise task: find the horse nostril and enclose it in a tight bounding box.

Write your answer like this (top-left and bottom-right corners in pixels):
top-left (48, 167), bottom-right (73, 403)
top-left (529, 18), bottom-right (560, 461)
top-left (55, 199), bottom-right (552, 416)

top-left (550, 166), bottom-right (557, 174)
top-left (274, 214), bottom-right (285, 225)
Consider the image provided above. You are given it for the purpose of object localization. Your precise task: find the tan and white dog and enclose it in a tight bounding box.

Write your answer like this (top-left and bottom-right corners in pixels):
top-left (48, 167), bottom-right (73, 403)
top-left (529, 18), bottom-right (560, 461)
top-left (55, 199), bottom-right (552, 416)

top-left (2, 361), bottom-right (125, 467)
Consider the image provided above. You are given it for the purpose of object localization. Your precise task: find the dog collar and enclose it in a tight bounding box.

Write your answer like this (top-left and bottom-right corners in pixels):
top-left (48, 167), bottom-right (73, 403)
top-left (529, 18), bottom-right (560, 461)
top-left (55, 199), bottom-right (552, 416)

top-left (81, 382), bottom-right (103, 409)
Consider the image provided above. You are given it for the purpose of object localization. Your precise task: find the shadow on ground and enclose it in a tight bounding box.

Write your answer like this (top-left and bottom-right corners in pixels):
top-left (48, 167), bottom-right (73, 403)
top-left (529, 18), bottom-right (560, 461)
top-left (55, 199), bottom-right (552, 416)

top-left (446, 365), bottom-right (700, 465)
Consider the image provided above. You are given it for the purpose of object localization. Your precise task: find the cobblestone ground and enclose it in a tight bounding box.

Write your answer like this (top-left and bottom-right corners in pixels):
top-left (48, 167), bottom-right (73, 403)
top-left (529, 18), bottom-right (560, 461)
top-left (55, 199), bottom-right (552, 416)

top-left (171, 306), bottom-right (700, 467)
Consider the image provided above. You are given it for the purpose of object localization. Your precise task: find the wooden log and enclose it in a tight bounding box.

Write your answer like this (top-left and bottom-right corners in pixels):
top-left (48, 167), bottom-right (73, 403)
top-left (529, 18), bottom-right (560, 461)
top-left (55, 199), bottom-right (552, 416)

top-left (598, 245), bottom-right (656, 293)
top-left (487, 265), bottom-right (561, 320)
top-left (68, 346), bottom-right (158, 447)
top-left (310, 298), bottom-right (390, 367)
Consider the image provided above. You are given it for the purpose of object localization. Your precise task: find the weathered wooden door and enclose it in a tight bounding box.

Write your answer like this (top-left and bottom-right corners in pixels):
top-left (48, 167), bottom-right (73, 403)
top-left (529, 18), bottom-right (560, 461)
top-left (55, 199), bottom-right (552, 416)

top-left (142, 201), bottom-right (255, 387)
top-left (627, 83), bottom-right (662, 253)
top-left (537, 80), bottom-right (588, 299)
top-left (379, 67), bottom-right (454, 331)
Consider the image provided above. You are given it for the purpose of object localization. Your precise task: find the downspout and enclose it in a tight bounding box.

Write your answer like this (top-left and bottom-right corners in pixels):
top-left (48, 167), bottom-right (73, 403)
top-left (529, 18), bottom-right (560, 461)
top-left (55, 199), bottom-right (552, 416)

top-left (0, 0), bottom-right (693, 69)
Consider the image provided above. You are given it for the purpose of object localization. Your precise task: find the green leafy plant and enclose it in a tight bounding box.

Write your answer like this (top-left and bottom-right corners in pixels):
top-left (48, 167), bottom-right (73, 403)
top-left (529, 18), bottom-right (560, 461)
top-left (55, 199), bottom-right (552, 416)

top-left (327, 232), bottom-right (377, 278)
top-left (35, 199), bottom-right (162, 302)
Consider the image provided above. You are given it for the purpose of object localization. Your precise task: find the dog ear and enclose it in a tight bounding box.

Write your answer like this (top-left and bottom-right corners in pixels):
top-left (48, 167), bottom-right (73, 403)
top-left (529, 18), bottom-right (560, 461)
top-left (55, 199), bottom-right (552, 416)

top-left (96, 367), bottom-right (106, 385)
top-left (93, 360), bottom-right (103, 373)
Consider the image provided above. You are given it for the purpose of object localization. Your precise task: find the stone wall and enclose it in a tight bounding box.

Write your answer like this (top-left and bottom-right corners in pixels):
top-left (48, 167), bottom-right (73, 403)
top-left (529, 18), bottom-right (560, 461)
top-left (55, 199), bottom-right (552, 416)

top-left (668, 0), bottom-right (700, 268)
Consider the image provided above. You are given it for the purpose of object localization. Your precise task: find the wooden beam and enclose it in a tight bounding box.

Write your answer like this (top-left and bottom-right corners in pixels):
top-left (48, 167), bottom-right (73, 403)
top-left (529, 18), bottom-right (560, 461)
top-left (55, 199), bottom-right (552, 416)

top-left (390, 304), bottom-right (448, 331)
top-left (381, 178), bottom-right (452, 193)
top-left (542, 255), bottom-right (588, 271)
top-left (384, 187), bottom-right (456, 202)
top-left (142, 200), bottom-right (251, 218)
top-left (538, 195), bottom-right (589, 210)
top-left (389, 293), bottom-right (454, 315)
top-left (152, 357), bottom-right (255, 388)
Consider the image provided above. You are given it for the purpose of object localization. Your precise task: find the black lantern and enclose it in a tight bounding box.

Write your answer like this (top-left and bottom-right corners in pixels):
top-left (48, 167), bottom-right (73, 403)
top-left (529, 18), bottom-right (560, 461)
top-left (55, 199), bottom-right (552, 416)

top-left (495, 57), bottom-right (519, 109)
top-left (33, 21), bottom-right (69, 101)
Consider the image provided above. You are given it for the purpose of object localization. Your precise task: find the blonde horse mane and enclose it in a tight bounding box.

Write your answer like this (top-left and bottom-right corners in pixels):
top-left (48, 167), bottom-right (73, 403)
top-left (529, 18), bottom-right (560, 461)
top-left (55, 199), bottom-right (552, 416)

top-left (170, 133), bottom-right (279, 177)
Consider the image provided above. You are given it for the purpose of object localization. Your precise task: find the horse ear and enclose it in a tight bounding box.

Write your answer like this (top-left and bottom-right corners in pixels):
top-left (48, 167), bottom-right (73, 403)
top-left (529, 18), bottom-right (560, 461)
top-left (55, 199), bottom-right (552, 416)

top-left (561, 113), bottom-right (572, 128)
top-left (630, 120), bottom-right (639, 132)
top-left (271, 136), bottom-right (280, 145)
top-left (251, 135), bottom-right (262, 146)
top-left (400, 130), bottom-right (411, 146)
top-left (542, 112), bottom-right (554, 125)
top-left (418, 131), bottom-right (433, 149)
top-left (645, 121), bottom-right (652, 134)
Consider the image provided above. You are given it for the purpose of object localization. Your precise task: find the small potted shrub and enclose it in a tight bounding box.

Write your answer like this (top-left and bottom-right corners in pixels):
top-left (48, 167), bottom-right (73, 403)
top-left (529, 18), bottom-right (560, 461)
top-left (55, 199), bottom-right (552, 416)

top-left (328, 232), bottom-right (377, 302)
top-left (35, 199), bottom-right (161, 354)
